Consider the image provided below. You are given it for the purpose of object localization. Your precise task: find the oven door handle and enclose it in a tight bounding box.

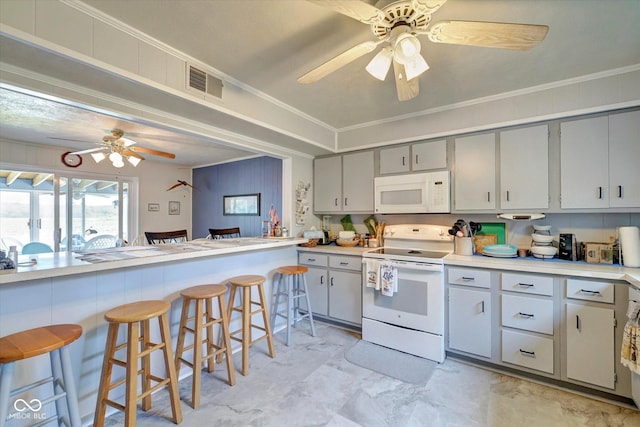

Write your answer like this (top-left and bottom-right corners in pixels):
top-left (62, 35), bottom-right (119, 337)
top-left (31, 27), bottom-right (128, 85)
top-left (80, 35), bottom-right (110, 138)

top-left (383, 260), bottom-right (443, 272)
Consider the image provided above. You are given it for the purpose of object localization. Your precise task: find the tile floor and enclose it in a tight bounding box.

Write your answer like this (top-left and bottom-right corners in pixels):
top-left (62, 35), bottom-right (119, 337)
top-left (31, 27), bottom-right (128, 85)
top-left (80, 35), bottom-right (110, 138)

top-left (104, 322), bottom-right (640, 426)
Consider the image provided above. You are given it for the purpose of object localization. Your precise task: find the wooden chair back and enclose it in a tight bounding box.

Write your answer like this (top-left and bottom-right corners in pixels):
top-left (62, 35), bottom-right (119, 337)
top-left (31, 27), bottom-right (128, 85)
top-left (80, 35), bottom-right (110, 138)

top-left (208, 227), bottom-right (241, 239)
top-left (145, 230), bottom-right (189, 244)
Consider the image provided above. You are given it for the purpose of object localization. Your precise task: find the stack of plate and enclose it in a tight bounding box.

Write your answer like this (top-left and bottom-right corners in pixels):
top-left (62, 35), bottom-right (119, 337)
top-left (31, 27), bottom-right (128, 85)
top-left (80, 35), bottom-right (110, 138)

top-left (482, 244), bottom-right (518, 258)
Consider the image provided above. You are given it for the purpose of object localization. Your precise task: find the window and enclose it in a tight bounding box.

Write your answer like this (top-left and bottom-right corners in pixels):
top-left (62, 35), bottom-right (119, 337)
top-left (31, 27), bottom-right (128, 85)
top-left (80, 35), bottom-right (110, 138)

top-left (0, 168), bottom-right (137, 252)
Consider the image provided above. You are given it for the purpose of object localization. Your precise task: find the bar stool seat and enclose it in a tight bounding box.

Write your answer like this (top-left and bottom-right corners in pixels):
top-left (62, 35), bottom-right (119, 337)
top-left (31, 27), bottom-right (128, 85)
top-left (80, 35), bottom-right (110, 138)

top-left (219, 275), bottom-right (275, 376)
top-left (0, 324), bottom-right (82, 427)
top-left (271, 266), bottom-right (316, 346)
top-left (175, 284), bottom-right (235, 409)
top-left (94, 300), bottom-right (182, 427)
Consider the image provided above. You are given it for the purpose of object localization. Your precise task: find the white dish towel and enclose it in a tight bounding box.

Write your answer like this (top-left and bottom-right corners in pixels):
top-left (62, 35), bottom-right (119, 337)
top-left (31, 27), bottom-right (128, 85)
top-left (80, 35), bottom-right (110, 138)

top-left (380, 263), bottom-right (398, 297)
top-left (365, 259), bottom-right (381, 290)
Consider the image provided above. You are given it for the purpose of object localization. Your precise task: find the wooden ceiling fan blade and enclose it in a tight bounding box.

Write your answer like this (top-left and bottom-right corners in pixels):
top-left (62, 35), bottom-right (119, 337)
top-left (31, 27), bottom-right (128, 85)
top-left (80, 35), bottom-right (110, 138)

top-left (308, 0), bottom-right (387, 26)
top-left (70, 147), bottom-right (107, 155)
top-left (426, 20), bottom-right (549, 51)
top-left (393, 60), bottom-right (419, 102)
top-left (131, 146), bottom-right (176, 159)
top-left (298, 40), bottom-right (382, 84)
top-left (122, 149), bottom-right (145, 160)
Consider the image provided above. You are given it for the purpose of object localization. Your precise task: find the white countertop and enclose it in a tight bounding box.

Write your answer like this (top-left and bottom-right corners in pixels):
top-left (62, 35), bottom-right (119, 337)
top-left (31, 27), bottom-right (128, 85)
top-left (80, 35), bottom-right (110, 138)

top-left (297, 245), bottom-right (640, 291)
top-left (0, 237), bottom-right (306, 285)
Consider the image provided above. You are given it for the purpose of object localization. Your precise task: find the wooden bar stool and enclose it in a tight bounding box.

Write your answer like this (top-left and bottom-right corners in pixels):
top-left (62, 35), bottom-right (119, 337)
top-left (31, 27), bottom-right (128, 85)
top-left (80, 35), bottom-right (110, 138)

top-left (0, 324), bottom-right (82, 427)
top-left (175, 284), bottom-right (235, 409)
top-left (218, 275), bottom-right (275, 376)
top-left (271, 266), bottom-right (316, 346)
top-left (94, 300), bottom-right (182, 427)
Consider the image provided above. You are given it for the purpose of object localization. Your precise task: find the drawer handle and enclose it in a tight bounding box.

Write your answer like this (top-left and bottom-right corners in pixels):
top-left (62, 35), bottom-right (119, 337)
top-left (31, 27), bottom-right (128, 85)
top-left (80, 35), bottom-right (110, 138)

top-left (339, 262), bottom-right (348, 266)
top-left (307, 258), bottom-right (316, 262)
top-left (320, 276), bottom-right (323, 285)
top-left (517, 283), bottom-right (534, 288)
top-left (519, 349), bottom-right (536, 358)
top-left (461, 276), bottom-right (475, 281)
top-left (518, 312), bottom-right (535, 318)
top-left (330, 277), bottom-right (334, 287)
top-left (579, 289), bottom-right (601, 296)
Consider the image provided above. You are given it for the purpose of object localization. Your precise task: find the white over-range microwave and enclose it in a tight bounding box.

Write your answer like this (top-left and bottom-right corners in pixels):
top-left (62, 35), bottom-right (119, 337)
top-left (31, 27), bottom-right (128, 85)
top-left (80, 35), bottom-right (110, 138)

top-left (374, 171), bottom-right (450, 214)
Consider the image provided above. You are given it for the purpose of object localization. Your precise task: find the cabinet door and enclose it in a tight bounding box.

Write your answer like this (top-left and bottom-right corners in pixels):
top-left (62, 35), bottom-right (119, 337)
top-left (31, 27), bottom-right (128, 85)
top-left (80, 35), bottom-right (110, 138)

top-left (379, 146), bottom-right (410, 174)
top-left (343, 151), bottom-right (374, 211)
top-left (314, 156), bottom-right (342, 212)
top-left (454, 134), bottom-right (496, 210)
top-left (329, 270), bottom-right (362, 324)
top-left (412, 140), bottom-right (447, 171)
top-left (560, 116), bottom-right (609, 208)
top-left (609, 110), bottom-right (640, 208)
top-left (566, 303), bottom-right (615, 389)
top-left (500, 125), bottom-right (549, 209)
top-left (448, 287), bottom-right (491, 357)
top-left (302, 267), bottom-right (328, 316)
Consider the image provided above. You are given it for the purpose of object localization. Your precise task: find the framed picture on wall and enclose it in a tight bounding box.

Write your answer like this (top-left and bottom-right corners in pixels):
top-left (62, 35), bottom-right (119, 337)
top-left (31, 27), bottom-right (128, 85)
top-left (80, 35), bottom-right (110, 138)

top-left (148, 203), bottom-right (160, 212)
top-left (168, 201), bottom-right (180, 215)
top-left (223, 193), bottom-right (260, 216)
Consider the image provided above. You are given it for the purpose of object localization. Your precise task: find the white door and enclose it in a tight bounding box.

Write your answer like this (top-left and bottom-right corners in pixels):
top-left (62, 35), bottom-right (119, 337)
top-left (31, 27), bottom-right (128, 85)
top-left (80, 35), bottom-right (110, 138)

top-left (448, 287), bottom-right (491, 357)
top-left (301, 267), bottom-right (328, 316)
top-left (609, 110), bottom-right (640, 208)
top-left (454, 133), bottom-right (496, 210)
top-left (560, 116), bottom-right (609, 208)
top-left (329, 270), bottom-right (361, 324)
top-left (566, 303), bottom-right (615, 389)
top-left (314, 156), bottom-right (342, 212)
top-left (412, 140), bottom-right (447, 171)
top-left (500, 125), bottom-right (549, 209)
top-left (342, 151), bottom-right (374, 212)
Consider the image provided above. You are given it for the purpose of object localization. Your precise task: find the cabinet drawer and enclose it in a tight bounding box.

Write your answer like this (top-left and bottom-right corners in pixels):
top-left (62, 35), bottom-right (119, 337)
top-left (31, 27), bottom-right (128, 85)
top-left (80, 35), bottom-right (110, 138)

top-left (298, 253), bottom-right (328, 267)
top-left (329, 255), bottom-right (361, 271)
top-left (566, 279), bottom-right (614, 304)
top-left (448, 268), bottom-right (491, 289)
top-left (502, 330), bottom-right (554, 374)
top-left (501, 294), bottom-right (554, 335)
top-left (501, 273), bottom-right (554, 296)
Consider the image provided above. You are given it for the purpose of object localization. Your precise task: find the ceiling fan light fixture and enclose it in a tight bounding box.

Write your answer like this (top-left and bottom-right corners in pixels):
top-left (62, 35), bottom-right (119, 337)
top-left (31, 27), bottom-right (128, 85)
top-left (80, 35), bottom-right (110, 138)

top-left (393, 33), bottom-right (421, 65)
top-left (91, 152), bottom-right (106, 163)
top-left (404, 53), bottom-right (430, 80)
top-left (109, 152), bottom-right (122, 163)
top-left (365, 47), bottom-right (393, 81)
top-left (127, 156), bottom-right (142, 167)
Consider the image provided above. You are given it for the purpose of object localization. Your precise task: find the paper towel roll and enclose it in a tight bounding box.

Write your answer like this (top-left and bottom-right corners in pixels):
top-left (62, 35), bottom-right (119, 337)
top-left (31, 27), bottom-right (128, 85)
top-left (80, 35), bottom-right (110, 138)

top-left (620, 226), bottom-right (640, 268)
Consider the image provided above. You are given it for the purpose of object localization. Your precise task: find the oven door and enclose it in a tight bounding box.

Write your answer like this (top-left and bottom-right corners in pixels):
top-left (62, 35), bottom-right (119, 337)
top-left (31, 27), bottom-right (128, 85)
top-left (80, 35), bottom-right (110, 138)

top-left (362, 259), bottom-right (444, 334)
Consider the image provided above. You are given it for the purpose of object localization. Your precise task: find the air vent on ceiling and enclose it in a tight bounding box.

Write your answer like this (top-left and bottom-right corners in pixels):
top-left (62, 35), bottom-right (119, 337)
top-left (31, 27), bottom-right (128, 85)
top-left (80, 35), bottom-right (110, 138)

top-left (187, 64), bottom-right (223, 99)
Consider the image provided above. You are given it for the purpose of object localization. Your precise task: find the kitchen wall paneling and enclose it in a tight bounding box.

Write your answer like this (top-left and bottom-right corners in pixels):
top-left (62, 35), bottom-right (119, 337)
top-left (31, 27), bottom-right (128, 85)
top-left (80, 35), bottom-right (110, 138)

top-left (192, 156), bottom-right (282, 238)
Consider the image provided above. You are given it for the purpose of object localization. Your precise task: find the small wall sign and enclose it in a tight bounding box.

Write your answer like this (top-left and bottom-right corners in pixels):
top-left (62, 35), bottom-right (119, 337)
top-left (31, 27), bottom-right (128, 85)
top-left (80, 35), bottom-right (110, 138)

top-left (148, 203), bottom-right (160, 212)
top-left (169, 201), bottom-right (180, 215)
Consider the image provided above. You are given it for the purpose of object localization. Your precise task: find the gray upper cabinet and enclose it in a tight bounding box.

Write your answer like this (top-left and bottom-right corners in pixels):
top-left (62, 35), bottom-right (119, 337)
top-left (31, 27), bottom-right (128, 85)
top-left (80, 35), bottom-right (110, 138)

top-left (379, 146), bottom-right (410, 174)
top-left (499, 125), bottom-right (549, 210)
top-left (379, 140), bottom-right (447, 175)
top-left (314, 151), bottom-right (374, 213)
top-left (454, 133), bottom-right (496, 211)
top-left (560, 111), bottom-right (640, 209)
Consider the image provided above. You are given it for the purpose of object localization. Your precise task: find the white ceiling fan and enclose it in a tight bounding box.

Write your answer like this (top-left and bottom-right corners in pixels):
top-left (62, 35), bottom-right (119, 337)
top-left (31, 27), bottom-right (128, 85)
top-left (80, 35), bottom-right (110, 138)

top-left (53, 129), bottom-right (176, 168)
top-left (298, 0), bottom-right (549, 101)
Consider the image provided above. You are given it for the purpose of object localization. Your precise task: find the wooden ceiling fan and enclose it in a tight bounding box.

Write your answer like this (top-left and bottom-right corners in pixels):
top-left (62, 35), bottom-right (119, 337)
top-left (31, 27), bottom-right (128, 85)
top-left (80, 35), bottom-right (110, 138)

top-left (298, 0), bottom-right (549, 101)
top-left (66, 129), bottom-right (176, 167)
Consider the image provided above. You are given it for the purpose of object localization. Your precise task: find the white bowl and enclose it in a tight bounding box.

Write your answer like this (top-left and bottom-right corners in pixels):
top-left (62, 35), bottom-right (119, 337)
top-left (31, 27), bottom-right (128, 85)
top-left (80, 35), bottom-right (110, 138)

top-left (531, 233), bottom-right (554, 244)
top-left (338, 231), bottom-right (355, 239)
top-left (533, 224), bottom-right (552, 232)
top-left (530, 245), bottom-right (557, 257)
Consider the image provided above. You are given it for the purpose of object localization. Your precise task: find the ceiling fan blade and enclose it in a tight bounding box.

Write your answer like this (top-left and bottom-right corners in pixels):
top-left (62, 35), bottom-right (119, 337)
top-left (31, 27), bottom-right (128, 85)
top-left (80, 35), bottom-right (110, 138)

top-left (426, 20), bottom-right (549, 51)
top-left (393, 60), bottom-right (419, 102)
top-left (298, 40), bottom-right (382, 84)
top-left (130, 146), bottom-right (176, 159)
top-left (70, 147), bottom-right (107, 155)
top-left (308, 0), bottom-right (387, 26)
top-left (122, 149), bottom-right (145, 160)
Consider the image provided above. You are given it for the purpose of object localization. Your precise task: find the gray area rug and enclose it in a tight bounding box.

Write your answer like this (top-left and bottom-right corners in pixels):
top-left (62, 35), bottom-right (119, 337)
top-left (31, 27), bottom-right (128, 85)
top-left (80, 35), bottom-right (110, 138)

top-left (344, 340), bottom-right (437, 385)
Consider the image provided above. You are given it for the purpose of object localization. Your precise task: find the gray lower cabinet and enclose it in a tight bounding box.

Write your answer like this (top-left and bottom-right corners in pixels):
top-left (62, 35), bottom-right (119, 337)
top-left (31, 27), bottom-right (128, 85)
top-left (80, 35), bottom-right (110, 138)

top-left (298, 251), bottom-right (362, 326)
top-left (446, 266), bottom-right (632, 401)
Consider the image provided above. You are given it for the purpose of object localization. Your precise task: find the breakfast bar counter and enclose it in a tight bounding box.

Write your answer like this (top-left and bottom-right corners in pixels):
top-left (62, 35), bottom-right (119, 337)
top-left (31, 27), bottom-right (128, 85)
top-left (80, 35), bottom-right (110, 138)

top-left (0, 237), bottom-right (305, 424)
